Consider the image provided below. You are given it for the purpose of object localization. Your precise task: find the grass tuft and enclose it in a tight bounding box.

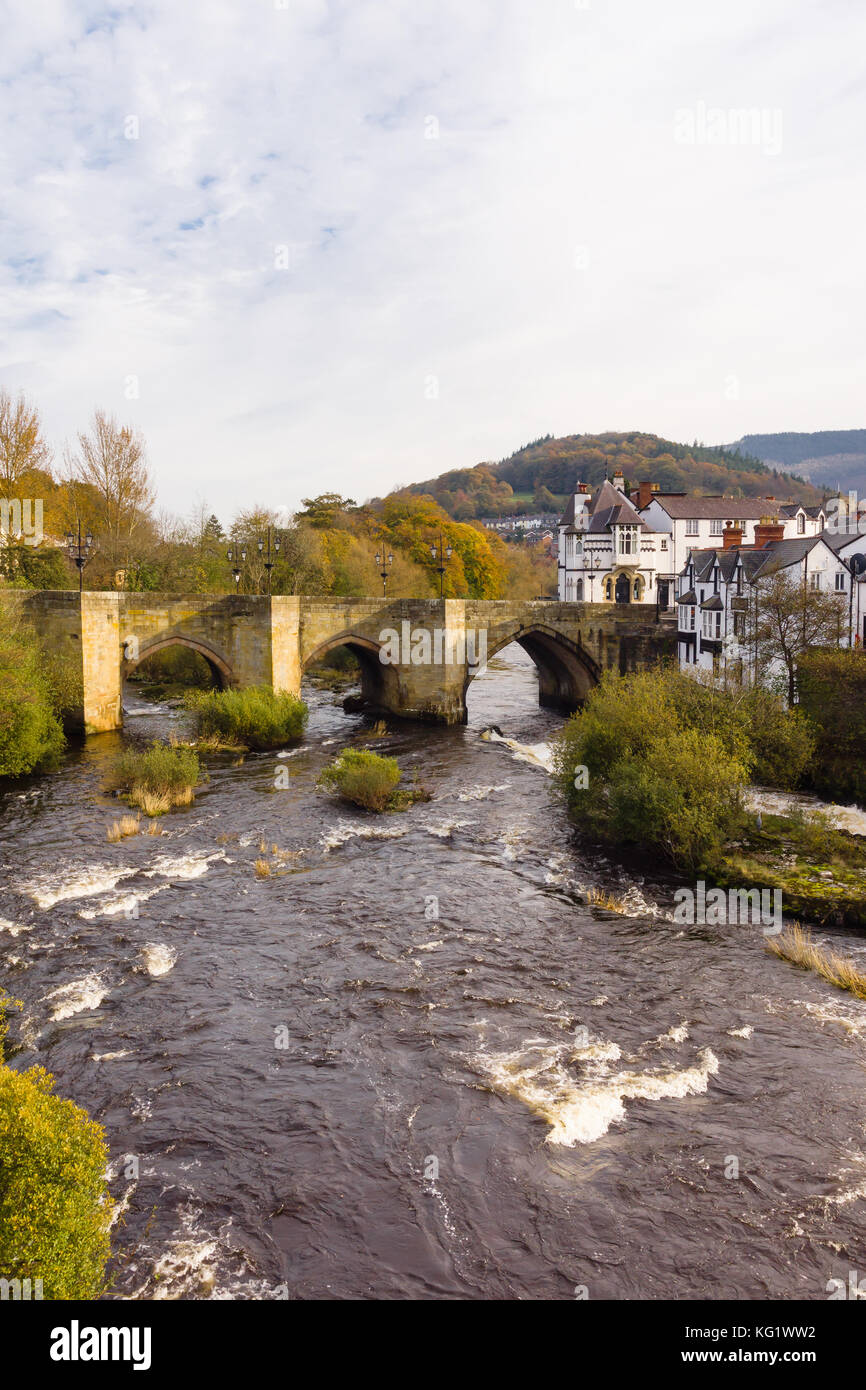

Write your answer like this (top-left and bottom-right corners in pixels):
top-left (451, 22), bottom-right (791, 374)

top-left (104, 742), bottom-right (200, 817)
top-left (767, 924), bottom-right (866, 1000)
top-left (107, 814), bottom-right (140, 843)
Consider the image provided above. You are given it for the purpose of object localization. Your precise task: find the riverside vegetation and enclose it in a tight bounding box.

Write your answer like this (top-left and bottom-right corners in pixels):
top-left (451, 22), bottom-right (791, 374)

top-left (553, 668), bottom-right (866, 930)
top-left (185, 685), bottom-right (309, 751)
top-left (318, 749), bottom-right (431, 813)
top-left (105, 741), bottom-right (201, 816)
top-left (0, 991), bottom-right (112, 1299)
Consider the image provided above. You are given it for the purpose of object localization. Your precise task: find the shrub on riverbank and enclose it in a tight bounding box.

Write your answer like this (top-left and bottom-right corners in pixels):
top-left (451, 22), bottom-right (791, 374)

top-left (797, 649), bottom-right (866, 803)
top-left (186, 686), bottom-right (308, 750)
top-left (0, 620), bottom-right (65, 777)
top-left (105, 740), bottom-right (200, 815)
top-left (0, 1064), bottom-right (112, 1298)
top-left (0, 993), bottom-right (112, 1299)
top-left (553, 671), bottom-right (750, 871)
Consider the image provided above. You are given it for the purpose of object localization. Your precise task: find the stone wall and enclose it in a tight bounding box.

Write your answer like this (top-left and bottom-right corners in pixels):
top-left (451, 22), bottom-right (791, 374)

top-left (2, 592), bottom-right (677, 732)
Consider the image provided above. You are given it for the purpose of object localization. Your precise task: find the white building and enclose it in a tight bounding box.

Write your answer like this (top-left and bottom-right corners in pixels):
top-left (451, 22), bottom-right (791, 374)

top-left (676, 520), bottom-right (853, 685)
top-left (639, 494), bottom-right (825, 609)
top-left (557, 478), bottom-right (672, 605)
top-left (557, 475), bottom-right (827, 610)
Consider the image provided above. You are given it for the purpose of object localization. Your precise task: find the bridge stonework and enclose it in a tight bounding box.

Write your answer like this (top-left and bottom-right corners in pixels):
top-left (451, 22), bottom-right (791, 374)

top-left (4, 592), bottom-right (675, 733)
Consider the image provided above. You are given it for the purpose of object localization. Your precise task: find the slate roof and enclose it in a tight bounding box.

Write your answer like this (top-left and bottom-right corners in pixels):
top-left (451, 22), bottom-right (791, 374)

top-left (823, 529), bottom-right (866, 553)
top-left (749, 535), bottom-right (827, 577)
top-left (586, 480), bottom-right (650, 534)
top-left (647, 495), bottom-right (784, 520)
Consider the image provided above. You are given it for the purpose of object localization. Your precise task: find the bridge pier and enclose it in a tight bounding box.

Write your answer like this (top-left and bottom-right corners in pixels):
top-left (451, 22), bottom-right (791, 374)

top-left (1, 592), bottom-right (676, 734)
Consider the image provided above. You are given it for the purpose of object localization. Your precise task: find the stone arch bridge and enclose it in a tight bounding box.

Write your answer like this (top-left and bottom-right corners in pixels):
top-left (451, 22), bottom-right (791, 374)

top-left (9, 592), bottom-right (675, 733)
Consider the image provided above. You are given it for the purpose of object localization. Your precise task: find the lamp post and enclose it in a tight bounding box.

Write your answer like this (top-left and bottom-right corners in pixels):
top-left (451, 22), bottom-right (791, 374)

top-left (226, 545), bottom-right (247, 593)
top-left (66, 521), bottom-right (94, 593)
top-left (584, 548), bottom-right (599, 604)
top-left (430, 532), bottom-right (453, 598)
top-left (257, 527), bottom-right (281, 595)
top-left (375, 548), bottom-right (394, 597)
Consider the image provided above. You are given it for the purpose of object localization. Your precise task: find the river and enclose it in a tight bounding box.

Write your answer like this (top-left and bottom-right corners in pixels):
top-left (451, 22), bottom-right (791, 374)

top-left (2, 646), bottom-right (866, 1300)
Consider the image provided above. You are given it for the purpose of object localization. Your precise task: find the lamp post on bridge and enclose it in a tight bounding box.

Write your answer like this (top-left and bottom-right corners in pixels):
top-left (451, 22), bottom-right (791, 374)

top-left (226, 545), bottom-right (246, 593)
top-left (257, 528), bottom-right (281, 595)
top-left (375, 548), bottom-right (394, 597)
top-left (66, 521), bottom-right (95, 593)
top-left (430, 533), bottom-right (453, 599)
top-left (584, 548), bottom-right (600, 604)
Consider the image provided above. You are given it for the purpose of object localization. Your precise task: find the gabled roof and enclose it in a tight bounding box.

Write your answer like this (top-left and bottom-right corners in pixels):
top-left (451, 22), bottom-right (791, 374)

top-left (749, 534), bottom-right (828, 577)
top-left (587, 480), bottom-right (650, 534)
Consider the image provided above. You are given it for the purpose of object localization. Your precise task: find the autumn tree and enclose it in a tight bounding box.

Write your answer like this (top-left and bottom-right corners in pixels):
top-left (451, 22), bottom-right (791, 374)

top-left (0, 389), bottom-right (52, 497)
top-left (747, 569), bottom-right (847, 705)
top-left (66, 411), bottom-right (154, 570)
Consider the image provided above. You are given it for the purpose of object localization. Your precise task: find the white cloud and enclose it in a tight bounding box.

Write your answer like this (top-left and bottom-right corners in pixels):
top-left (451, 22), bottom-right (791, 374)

top-left (0, 0), bottom-right (864, 519)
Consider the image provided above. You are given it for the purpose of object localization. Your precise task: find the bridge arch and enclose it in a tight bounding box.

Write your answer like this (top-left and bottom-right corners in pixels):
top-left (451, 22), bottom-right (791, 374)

top-left (124, 635), bottom-right (233, 689)
top-left (467, 622), bottom-right (601, 713)
top-left (302, 631), bottom-right (402, 713)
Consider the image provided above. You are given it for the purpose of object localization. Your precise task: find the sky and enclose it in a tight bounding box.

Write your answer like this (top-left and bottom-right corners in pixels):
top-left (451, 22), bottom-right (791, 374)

top-left (1, 0), bottom-right (864, 521)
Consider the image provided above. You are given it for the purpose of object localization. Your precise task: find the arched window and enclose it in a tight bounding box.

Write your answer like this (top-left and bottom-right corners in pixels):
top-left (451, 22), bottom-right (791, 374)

top-left (576, 578), bottom-right (583, 600)
top-left (604, 577), bottom-right (613, 601)
top-left (633, 578), bottom-right (641, 600)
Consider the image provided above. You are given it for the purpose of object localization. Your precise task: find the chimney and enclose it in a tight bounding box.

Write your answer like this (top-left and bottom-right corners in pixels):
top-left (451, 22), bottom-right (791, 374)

top-left (577, 482), bottom-right (589, 494)
top-left (612, 470), bottom-right (626, 492)
top-left (636, 481), bottom-right (655, 509)
top-left (754, 515), bottom-right (785, 548)
top-left (722, 521), bottom-right (744, 550)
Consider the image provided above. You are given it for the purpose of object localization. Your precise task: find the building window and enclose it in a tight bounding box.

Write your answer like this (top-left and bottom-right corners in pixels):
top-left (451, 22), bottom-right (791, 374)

top-left (689, 607), bottom-right (696, 631)
top-left (660, 538), bottom-right (668, 551)
top-left (809, 572), bottom-right (822, 591)
top-left (710, 519), bottom-right (723, 536)
top-left (702, 610), bottom-right (721, 639)
top-left (686, 519), bottom-right (699, 535)
top-left (733, 611), bottom-right (744, 637)
top-left (633, 579), bottom-right (641, 600)
top-left (797, 513), bottom-right (805, 534)
top-left (835, 572), bottom-right (846, 592)
top-left (604, 577), bottom-right (612, 601)
top-left (576, 578), bottom-right (584, 600)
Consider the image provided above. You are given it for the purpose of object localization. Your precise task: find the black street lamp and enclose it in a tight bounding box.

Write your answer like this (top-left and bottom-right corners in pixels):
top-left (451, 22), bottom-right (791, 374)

top-left (429, 532), bottom-right (453, 598)
top-left (375, 548), bottom-right (394, 597)
top-left (226, 546), bottom-right (246, 593)
top-left (66, 521), bottom-right (95, 593)
top-left (257, 527), bottom-right (282, 595)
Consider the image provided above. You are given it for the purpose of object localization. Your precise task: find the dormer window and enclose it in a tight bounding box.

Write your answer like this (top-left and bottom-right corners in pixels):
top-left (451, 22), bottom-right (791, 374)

top-left (797, 513), bottom-right (805, 534)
